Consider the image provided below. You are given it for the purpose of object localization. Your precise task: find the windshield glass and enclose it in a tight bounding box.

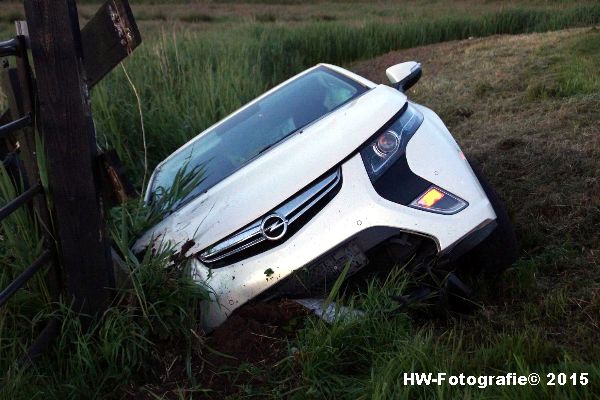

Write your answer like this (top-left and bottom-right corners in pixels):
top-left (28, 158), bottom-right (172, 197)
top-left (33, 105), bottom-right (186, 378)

top-left (149, 66), bottom-right (367, 208)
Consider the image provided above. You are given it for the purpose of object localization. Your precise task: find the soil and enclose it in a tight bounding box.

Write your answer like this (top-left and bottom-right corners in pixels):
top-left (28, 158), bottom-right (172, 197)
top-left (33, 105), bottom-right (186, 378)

top-left (201, 299), bottom-right (308, 396)
top-left (209, 299), bottom-right (307, 364)
top-left (131, 299), bottom-right (309, 399)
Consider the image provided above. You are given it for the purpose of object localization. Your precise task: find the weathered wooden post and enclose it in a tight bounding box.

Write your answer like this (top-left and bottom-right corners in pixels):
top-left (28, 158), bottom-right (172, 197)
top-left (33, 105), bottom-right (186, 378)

top-left (0, 0), bottom-right (140, 364)
top-left (22, 0), bottom-right (115, 315)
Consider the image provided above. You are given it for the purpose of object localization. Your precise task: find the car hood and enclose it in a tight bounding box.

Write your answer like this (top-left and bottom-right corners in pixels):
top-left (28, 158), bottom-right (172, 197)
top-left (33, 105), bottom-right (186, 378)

top-left (133, 84), bottom-right (406, 257)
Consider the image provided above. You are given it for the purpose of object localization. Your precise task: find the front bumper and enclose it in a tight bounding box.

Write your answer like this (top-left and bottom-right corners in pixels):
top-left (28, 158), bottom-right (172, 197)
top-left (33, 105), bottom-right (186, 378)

top-left (193, 109), bottom-right (496, 329)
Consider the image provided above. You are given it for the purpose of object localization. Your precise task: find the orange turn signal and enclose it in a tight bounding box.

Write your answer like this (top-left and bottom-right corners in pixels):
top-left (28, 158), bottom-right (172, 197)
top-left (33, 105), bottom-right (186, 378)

top-left (410, 186), bottom-right (468, 214)
top-left (417, 187), bottom-right (445, 208)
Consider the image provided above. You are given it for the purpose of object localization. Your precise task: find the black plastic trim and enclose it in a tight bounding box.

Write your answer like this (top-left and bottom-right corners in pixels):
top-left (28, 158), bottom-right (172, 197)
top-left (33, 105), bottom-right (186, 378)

top-left (355, 103), bottom-right (432, 206)
top-left (372, 155), bottom-right (431, 205)
top-left (444, 220), bottom-right (498, 261)
top-left (395, 67), bottom-right (422, 93)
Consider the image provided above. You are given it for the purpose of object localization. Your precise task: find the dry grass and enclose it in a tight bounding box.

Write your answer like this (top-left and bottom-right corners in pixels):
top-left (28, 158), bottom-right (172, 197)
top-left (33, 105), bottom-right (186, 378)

top-left (353, 26), bottom-right (600, 358)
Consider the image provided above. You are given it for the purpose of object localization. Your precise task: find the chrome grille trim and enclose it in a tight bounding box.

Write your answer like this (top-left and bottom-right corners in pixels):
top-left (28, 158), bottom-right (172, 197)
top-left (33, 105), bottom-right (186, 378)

top-left (199, 169), bottom-right (342, 264)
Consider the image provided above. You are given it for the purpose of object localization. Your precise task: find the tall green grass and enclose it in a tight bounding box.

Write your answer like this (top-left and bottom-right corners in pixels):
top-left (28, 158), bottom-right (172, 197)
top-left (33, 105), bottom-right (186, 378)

top-left (0, 165), bottom-right (208, 397)
top-left (93, 4), bottom-right (600, 185)
top-left (229, 267), bottom-right (600, 399)
top-left (2, 248), bottom-right (208, 398)
top-left (0, 164), bottom-right (53, 381)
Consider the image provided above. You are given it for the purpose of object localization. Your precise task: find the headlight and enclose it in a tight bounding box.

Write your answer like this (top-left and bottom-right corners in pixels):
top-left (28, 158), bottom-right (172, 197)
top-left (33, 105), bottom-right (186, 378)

top-left (360, 103), bottom-right (424, 180)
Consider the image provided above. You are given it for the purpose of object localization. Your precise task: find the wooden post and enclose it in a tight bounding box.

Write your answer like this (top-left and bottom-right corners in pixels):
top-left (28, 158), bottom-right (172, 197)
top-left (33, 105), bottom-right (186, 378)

top-left (23, 0), bottom-right (114, 314)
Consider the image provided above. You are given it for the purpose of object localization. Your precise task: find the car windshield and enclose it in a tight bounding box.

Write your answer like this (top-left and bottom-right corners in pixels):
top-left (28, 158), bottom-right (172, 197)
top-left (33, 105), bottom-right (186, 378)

top-left (149, 66), bottom-right (367, 208)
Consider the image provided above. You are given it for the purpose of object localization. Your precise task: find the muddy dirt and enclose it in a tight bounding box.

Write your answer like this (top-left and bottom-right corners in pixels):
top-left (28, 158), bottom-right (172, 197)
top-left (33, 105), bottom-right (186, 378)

top-left (208, 299), bottom-right (308, 365)
top-left (198, 299), bottom-right (308, 396)
top-left (130, 299), bottom-right (308, 399)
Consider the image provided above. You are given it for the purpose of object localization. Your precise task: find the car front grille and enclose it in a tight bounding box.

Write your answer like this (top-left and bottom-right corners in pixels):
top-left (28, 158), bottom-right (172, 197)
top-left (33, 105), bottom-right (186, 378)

top-left (198, 168), bottom-right (342, 267)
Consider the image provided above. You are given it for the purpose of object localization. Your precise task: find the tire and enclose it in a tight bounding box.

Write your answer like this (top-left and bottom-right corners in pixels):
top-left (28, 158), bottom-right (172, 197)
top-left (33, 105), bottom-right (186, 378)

top-left (456, 161), bottom-right (519, 276)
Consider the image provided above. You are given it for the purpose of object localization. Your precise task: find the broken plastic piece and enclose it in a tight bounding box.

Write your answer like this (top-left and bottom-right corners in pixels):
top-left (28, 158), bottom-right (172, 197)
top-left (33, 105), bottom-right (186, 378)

top-left (293, 298), bottom-right (365, 323)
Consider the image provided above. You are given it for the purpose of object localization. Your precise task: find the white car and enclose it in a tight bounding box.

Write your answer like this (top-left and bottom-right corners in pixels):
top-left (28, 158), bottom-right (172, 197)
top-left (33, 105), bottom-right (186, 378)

top-left (134, 62), bottom-right (517, 330)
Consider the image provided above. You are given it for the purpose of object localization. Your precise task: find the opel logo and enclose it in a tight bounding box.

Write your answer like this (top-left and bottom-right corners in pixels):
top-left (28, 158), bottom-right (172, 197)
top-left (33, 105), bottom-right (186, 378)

top-left (260, 213), bottom-right (288, 241)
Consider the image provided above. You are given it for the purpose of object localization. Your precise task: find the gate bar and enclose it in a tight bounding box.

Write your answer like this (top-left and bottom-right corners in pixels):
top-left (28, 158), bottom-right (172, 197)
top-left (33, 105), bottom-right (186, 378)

top-left (0, 38), bottom-right (19, 57)
top-left (0, 249), bottom-right (52, 307)
top-left (17, 318), bottom-right (61, 367)
top-left (0, 113), bottom-right (32, 139)
top-left (0, 182), bottom-right (42, 221)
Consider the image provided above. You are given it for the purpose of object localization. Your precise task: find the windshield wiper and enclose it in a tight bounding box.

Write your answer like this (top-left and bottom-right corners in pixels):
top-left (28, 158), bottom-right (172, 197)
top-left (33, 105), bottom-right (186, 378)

top-left (256, 125), bottom-right (308, 156)
top-left (257, 143), bottom-right (275, 155)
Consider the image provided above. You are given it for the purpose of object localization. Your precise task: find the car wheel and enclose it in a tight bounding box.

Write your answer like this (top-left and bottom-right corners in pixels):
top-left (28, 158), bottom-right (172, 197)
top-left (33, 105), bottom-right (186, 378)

top-left (455, 161), bottom-right (519, 276)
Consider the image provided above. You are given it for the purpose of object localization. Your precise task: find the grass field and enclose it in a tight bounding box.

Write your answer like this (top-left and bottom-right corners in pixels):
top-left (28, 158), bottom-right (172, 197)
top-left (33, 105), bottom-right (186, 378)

top-left (0, 1), bottom-right (599, 399)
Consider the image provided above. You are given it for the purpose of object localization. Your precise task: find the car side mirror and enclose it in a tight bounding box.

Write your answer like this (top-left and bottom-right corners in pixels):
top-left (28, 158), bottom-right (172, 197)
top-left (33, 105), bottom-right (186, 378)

top-left (386, 61), bottom-right (422, 93)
